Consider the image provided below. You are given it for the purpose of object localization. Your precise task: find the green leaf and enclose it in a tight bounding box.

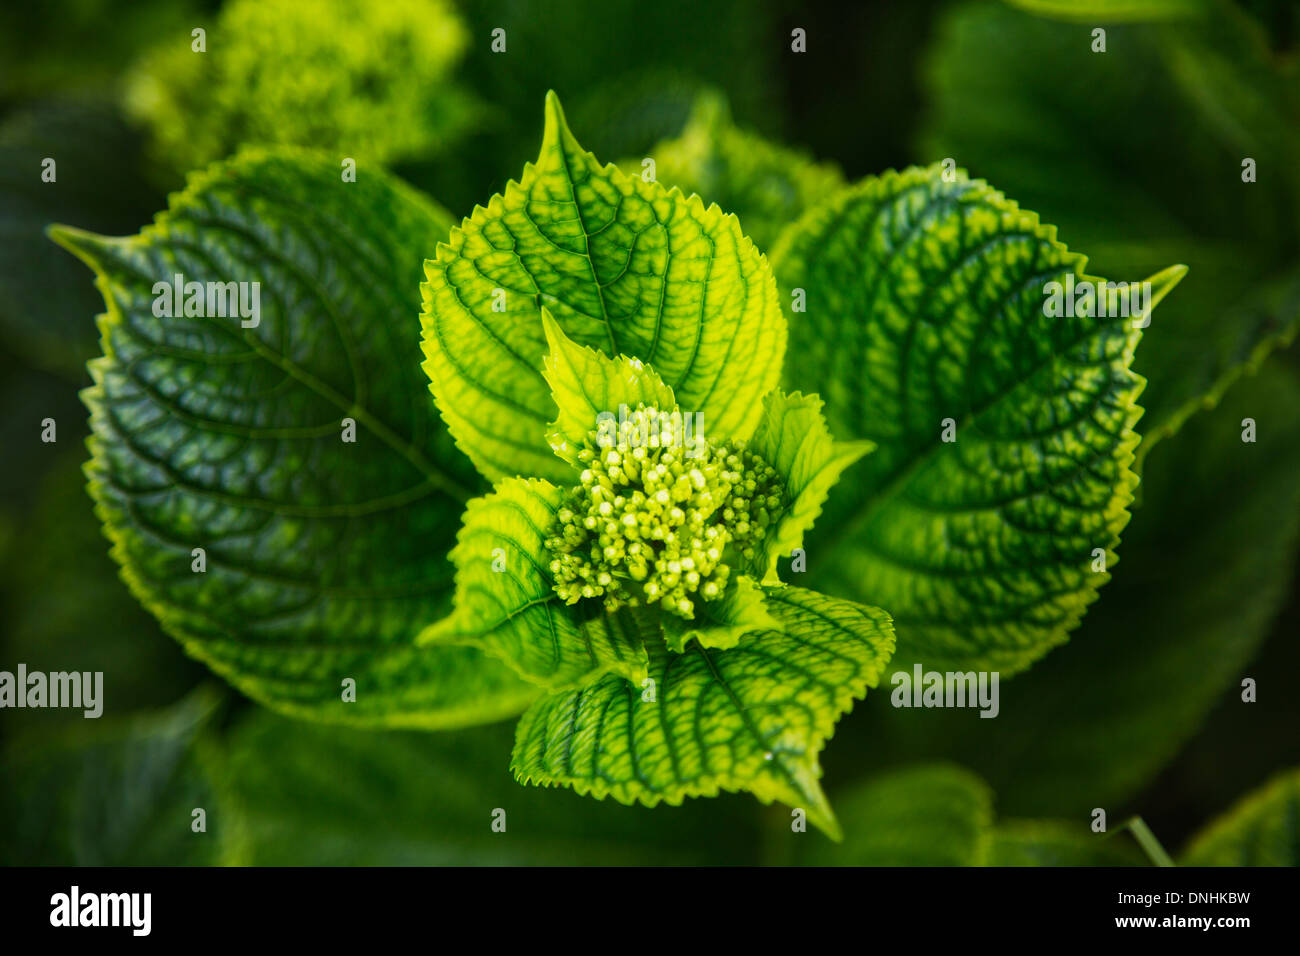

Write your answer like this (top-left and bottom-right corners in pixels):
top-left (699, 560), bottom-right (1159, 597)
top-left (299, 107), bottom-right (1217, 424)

top-left (660, 574), bottom-right (781, 653)
top-left (921, 2), bottom-right (1300, 466)
top-left (422, 477), bottom-right (649, 688)
top-left (420, 91), bottom-right (786, 485)
top-left (511, 586), bottom-right (895, 838)
top-left (56, 148), bottom-right (537, 728)
top-left (746, 389), bottom-right (873, 583)
top-left (988, 820), bottom-right (1146, 866)
top-left (540, 308), bottom-right (677, 468)
top-left (225, 709), bottom-right (766, 864)
top-left (626, 92), bottom-right (846, 250)
top-left (853, 362), bottom-right (1300, 815)
top-left (797, 765), bottom-right (993, 865)
top-left (1181, 768), bottom-right (1300, 866)
top-left (1002, 0), bottom-right (1207, 21)
top-left (0, 688), bottom-right (239, 865)
top-left (773, 164), bottom-right (1184, 673)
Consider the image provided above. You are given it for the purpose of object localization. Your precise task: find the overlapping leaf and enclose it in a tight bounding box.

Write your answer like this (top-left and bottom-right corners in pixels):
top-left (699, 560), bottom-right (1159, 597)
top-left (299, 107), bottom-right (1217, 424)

top-left (540, 309), bottom-right (677, 468)
top-left (511, 587), bottom-right (895, 839)
top-left (421, 477), bottom-right (649, 688)
top-left (746, 389), bottom-right (873, 583)
top-left (773, 164), bottom-right (1184, 673)
top-left (57, 149), bottom-right (537, 727)
top-left (420, 92), bottom-right (786, 485)
top-left (660, 574), bottom-right (781, 653)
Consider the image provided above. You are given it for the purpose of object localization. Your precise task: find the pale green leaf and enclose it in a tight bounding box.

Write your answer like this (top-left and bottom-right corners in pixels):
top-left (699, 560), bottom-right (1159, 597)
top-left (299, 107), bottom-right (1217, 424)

top-left (540, 308), bottom-right (677, 468)
top-left (511, 586), bottom-right (895, 838)
top-left (746, 389), bottom-right (873, 583)
top-left (1181, 768), bottom-right (1300, 866)
top-left (773, 164), bottom-right (1184, 673)
top-left (56, 148), bottom-right (537, 728)
top-left (422, 477), bottom-right (649, 688)
top-left (420, 91), bottom-right (786, 484)
top-left (660, 574), bottom-right (781, 653)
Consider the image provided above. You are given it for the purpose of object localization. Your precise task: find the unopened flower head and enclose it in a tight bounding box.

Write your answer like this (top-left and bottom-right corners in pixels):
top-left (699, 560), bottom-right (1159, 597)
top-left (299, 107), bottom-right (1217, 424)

top-left (545, 404), bottom-right (783, 619)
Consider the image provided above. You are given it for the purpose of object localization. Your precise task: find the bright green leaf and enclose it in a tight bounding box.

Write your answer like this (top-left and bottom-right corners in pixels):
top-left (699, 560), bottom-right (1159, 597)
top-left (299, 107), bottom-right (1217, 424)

top-left (56, 148), bottom-right (537, 728)
top-left (773, 164), bottom-right (1184, 673)
top-left (746, 389), bottom-right (872, 583)
top-left (540, 308), bottom-right (677, 468)
top-left (511, 586), bottom-right (895, 838)
top-left (422, 477), bottom-right (649, 688)
top-left (660, 574), bottom-right (781, 653)
top-left (1181, 768), bottom-right (1300, 866)
top-left (1002, 0), bottom-right (1207, 21)
top-left (420, 91), bottom-right (786, 485)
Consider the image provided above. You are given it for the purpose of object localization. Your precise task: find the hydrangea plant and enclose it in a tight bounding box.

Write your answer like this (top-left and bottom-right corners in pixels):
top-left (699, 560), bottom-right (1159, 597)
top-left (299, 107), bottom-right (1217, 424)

top-left (52, 93), bottom-right (1182, 839)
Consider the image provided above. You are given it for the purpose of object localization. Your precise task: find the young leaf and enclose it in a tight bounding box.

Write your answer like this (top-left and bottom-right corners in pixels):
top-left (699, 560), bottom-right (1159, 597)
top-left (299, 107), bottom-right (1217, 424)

top-left (746, 389), bottom-right (873, 583)
top-left (511, 587), bottom-right (895, 839)
top-left (660, 574), bottom-right (781, 653)
top-left (773, 164), bottom-right (1184, 673)
top-left (1181, 768), bottom-right (1300, 866)
top-left (55, 148), bottom-right (538, 728)
top-left (540, 308), bottom-right (677, 468)
top-left (420, 91), bottom-right (786, 485)
top-left (421, 477), bottom-right (649, 688)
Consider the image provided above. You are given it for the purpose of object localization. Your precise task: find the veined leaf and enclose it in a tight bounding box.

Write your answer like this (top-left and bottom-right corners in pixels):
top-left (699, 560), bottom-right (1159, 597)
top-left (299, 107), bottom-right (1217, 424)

top-left (626, 92), bottom-right (846, 250)
top-left (540, 308), bottom-right (677, 468)
top-left (1181, 768), bottom-right (1300, 866)
top-left (660, 574), bottom-right (781, 653)
top-left (56, 149), bottom-right (538, 728)
top-left (747, 389), bottom-right (873, 583)
top-left (854, 362), bottom-right (1300, 815)
top-left (922, 2), bottom-right (1300, 466)
top-left (420, 91), bottom-right (786, 485)
top-left (511, 587), bottom-right (895, 838)
top-left (773, 164), bottom-right (1184, 673)
top-left (422, 477), bottom-right (649, 688)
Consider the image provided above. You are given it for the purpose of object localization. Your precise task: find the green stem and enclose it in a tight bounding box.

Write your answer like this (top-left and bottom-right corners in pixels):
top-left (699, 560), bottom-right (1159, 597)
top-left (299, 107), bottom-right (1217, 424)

top-left (1115, 815), bottom-right (1176, 868)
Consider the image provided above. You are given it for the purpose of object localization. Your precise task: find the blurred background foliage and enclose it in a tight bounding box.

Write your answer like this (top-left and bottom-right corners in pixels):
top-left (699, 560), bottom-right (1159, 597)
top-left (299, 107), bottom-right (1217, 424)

top-left (2, 0), bottom-right (1298, 864)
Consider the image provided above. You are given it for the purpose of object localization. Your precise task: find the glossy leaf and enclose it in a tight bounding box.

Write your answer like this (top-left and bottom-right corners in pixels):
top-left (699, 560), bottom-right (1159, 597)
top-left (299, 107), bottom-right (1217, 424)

top-left (773, 164), bottom-right (1183, 673)
top-left (57, 149), bottom-right (536, 728)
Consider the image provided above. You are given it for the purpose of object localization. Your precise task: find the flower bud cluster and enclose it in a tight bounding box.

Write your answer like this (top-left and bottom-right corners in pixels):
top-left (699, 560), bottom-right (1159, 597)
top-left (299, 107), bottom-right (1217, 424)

top-left (545, 405), bottom-right (783, 619)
